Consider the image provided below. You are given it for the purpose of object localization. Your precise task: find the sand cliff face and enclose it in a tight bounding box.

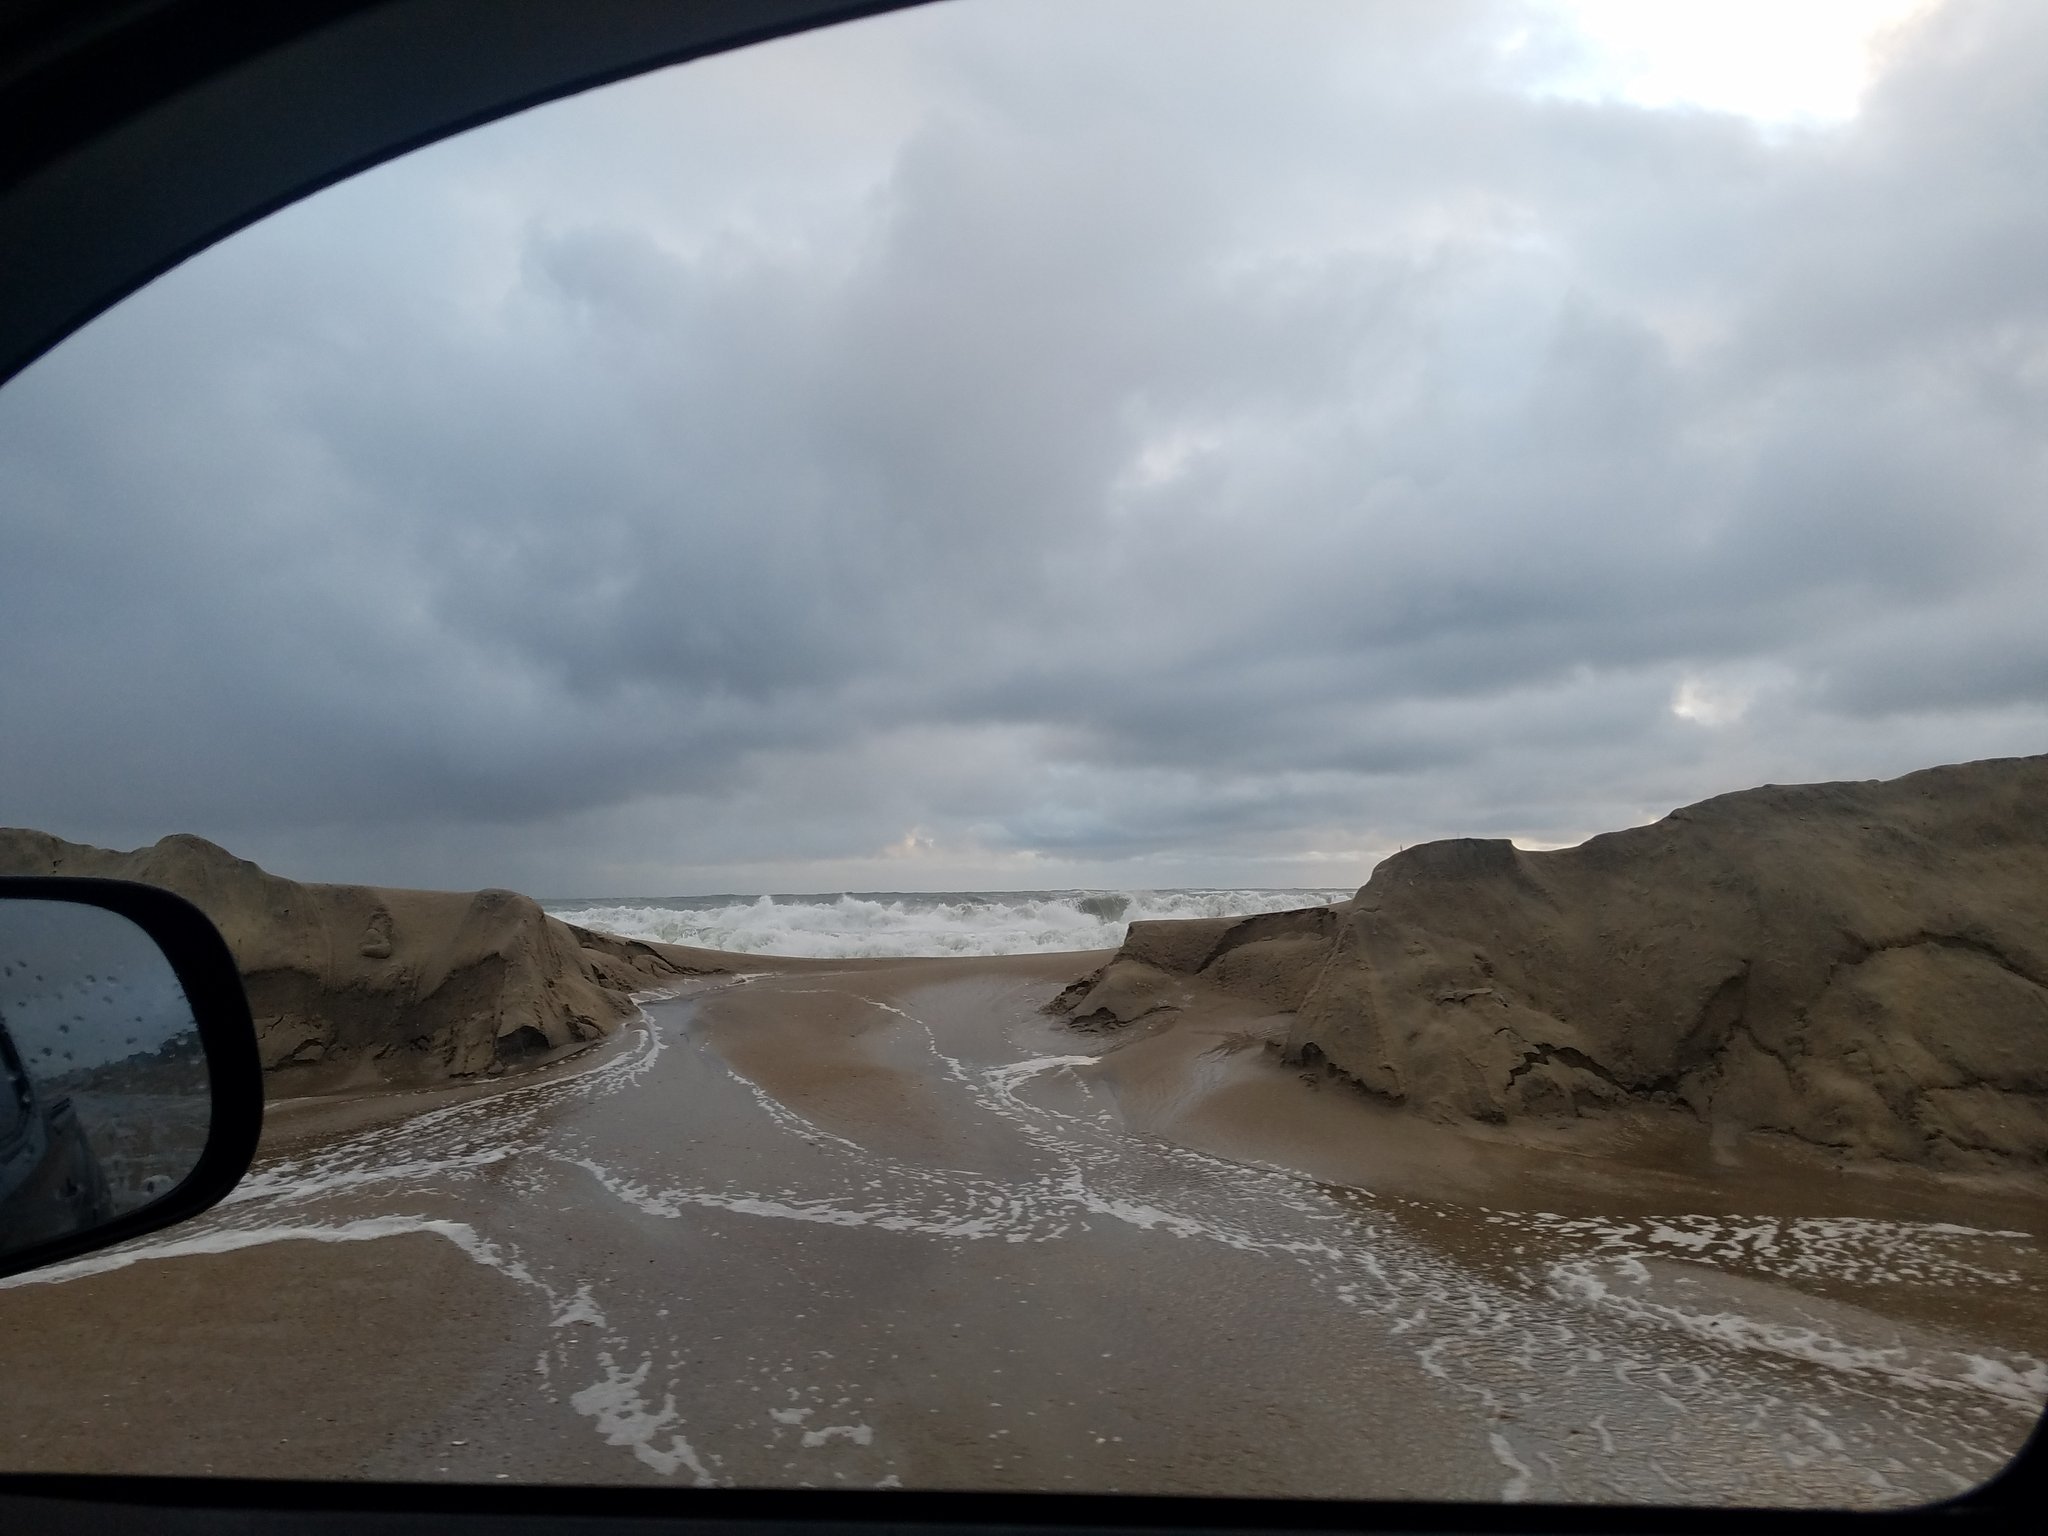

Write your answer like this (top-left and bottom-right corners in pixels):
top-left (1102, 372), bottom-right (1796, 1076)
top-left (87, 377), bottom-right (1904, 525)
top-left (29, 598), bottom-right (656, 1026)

top-left (0, 830), bottom-right (714, 1090)
top-left (1054, 756), bottom-right (2048, 1169)
top-left (1048, 903), bottom-right (1345, 1030)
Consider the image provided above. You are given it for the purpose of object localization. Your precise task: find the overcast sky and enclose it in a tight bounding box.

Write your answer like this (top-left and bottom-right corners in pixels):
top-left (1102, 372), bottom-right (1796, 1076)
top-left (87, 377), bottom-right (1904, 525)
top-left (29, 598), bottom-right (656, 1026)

top-left (3, 0), bottom-right (2044, 896)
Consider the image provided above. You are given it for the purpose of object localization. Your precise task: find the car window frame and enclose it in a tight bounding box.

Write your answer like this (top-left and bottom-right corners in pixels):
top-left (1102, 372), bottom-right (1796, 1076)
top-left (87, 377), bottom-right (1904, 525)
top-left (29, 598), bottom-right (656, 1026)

top-left (0, 1), bottom-right (2041, 1529)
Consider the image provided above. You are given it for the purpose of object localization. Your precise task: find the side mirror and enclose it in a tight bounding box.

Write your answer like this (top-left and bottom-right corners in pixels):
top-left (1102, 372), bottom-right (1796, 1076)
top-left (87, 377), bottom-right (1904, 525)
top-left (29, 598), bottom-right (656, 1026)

top-left (0, 876), bottom-right (262, 1280)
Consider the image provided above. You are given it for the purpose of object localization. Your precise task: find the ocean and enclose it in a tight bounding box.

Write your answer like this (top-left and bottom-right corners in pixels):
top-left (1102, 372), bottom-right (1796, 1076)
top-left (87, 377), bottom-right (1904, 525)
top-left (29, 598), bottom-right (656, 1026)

top-left (541, 887), bottom-right (1355, 959)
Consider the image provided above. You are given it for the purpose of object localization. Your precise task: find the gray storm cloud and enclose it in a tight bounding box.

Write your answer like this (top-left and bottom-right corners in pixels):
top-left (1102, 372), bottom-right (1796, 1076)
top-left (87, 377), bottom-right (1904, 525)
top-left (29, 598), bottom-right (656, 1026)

top-left (1, 0), bottom-right (2044, 895)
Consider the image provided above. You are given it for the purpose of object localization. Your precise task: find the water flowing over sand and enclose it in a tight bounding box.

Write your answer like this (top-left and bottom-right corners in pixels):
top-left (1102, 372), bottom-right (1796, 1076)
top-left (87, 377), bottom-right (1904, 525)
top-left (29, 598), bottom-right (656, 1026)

top-left (1, 956), bottom-right (2040, 1501)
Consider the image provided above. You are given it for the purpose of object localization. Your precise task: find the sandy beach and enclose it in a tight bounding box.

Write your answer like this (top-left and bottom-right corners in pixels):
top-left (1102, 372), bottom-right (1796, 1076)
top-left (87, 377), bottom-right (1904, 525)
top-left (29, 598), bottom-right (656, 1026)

top-left (0, 949), bottom-right (2042, 1503)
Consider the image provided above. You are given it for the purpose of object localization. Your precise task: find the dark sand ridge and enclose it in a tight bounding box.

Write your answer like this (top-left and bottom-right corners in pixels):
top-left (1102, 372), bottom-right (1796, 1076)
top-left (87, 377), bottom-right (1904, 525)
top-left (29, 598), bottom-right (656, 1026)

top-left (0, 827), bottom-right (746, 1090)
top-left (1051, 753), bottom-right (2048, 1174)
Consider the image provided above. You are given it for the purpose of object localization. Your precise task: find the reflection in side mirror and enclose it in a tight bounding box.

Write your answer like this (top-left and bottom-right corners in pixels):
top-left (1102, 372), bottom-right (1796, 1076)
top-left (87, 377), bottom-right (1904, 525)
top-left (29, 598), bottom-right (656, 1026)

top-left (0, 900), bottom-right (206, 1247)
top-left (0, 878), bottom-right (261, 1279)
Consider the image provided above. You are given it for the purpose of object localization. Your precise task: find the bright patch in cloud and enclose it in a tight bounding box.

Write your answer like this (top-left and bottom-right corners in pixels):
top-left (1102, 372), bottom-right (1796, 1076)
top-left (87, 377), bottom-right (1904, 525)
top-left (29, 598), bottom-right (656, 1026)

top-left (1537, 0), bottom-right (1938, 123)
top-left (1121, 426), bottom-right (1223, 493)
top-left (1671, 677), bottom-right (1754, 728)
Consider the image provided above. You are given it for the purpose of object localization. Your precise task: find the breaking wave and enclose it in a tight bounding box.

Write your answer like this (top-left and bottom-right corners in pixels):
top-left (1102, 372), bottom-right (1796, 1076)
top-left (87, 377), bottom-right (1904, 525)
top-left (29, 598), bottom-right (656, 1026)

top-left (544, 888), bottom-right (1353, 959)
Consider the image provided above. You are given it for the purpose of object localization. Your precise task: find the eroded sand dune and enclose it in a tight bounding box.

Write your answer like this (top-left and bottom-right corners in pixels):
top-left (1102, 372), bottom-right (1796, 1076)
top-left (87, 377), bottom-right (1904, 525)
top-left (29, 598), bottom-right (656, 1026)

top-left (0, 829), bottom-right (720, 1089)
top-left (1053, 754), bottom-right (2048, 1170)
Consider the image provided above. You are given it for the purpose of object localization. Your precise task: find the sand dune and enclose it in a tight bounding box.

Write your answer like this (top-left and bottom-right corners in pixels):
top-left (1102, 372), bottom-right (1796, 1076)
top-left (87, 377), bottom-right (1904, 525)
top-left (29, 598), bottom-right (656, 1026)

top-left (11, 752), bottom-right (2046, 1145)
top-left (0, 829), bottom-right (722, 1090)
top-left (1053, 754), bottom-right (2048, 1170)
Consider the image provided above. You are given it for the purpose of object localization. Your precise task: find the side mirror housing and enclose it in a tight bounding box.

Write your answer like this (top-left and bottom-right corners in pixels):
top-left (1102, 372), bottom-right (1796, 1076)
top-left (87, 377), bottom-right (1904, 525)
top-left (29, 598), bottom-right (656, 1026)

top-left (0, 876), bottom-right (262, 1280)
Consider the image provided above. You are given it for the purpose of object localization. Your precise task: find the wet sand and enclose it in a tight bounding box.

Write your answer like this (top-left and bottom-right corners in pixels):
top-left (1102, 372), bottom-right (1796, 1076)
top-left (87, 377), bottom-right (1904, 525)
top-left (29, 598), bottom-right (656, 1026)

top-left (0, 952), bottom-right (2043, 1502)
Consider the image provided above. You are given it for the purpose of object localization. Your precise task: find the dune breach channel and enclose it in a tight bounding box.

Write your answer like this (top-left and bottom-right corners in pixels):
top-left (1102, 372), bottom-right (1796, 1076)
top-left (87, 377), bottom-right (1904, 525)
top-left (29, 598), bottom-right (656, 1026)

top-left (0, 950), bottom-right (2042, 1503)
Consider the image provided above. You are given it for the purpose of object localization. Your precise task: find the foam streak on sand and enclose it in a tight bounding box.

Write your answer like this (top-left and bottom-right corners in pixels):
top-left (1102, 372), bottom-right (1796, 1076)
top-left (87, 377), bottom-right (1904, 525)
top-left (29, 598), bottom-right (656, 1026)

top-left (1489, 1432), bottom-right (1535, 1503)
top-left (569, 1354), bottom-right (718, 1484)
top-left (0, 1216), bottom-right (531, 1291)
top-left (1545, 1257), bottom-right (2048, 1407)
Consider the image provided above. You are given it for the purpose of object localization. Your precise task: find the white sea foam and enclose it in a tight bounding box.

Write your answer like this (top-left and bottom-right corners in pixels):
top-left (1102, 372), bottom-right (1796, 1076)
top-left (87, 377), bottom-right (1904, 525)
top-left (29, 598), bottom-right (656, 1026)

top-left (569, 1353), bottom-right (719, 1484)
top-left (0, 1215), bottom-right (531, 1289)
top-left (545, 887), bottom-right (1353, 959)
top-left (1546, 1257), bottom-right (2048, 1408)
top-left (1489, 1431), bottom-right (1535, 1502)
top-left (801, 1422), bottom-right (874, 1448)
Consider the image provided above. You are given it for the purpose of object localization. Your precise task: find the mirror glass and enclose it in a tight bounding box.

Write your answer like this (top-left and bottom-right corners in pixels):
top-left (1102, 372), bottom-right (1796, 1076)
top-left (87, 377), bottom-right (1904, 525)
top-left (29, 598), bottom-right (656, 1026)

top-left (0, 899), bottom-right (209, 1259)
